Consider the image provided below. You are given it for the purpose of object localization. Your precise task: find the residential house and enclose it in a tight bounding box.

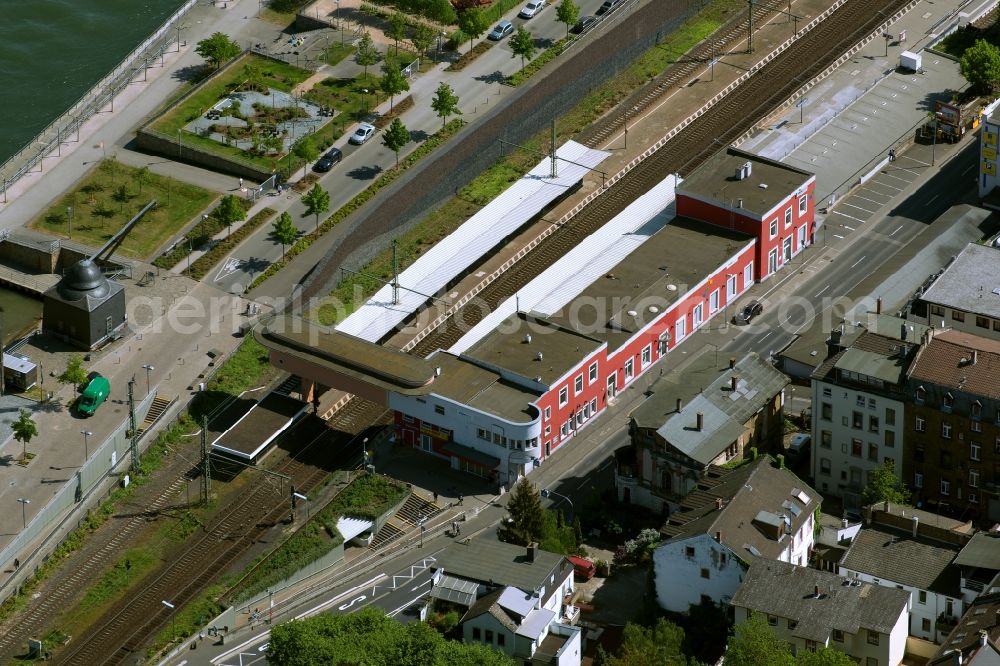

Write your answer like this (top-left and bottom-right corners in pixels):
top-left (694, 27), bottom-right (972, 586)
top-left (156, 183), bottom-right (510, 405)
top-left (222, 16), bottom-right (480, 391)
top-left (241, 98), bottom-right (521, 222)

top-left (930, 592), bottom-right (1000, 665)
top-left (811, 318), bottom-right (927, 507)
top-left (732, 559), bottom-right (910, 665)
top-left (811, 513), bottom-right (862, 574)
top-left (617, 352), bottom-right (788, 513)
top-left (652, 457), bottom-right (820, 612)
top-left (917, 242), bottom-right (1000, 341)
top-left (954, 531), bottom-right (1000, 604)
top-left (839, 503), bottom-right (973, 642)
top-left (904, 329), bottom-right (1000, 520)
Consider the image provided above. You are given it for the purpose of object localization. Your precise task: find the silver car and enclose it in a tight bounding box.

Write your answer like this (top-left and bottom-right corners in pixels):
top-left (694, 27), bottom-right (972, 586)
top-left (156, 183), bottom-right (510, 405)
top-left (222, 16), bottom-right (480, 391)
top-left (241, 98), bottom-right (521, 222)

top-left (349, 122), bottom-right (376, 145)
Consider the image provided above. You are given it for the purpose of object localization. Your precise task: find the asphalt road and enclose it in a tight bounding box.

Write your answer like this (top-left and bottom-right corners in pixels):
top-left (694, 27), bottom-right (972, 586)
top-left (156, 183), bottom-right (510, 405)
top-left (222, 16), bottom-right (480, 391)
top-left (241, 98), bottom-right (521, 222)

top-left (211, 0), bottom-right (619, 295)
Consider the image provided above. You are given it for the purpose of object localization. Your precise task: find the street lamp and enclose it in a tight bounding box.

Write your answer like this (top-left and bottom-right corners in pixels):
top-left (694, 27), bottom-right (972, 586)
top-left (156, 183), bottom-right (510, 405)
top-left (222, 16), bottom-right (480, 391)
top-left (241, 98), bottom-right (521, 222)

top-left (361, 88), bottom-right (370, 116)
top-left (161, 599), bottom-right (176, 640)
top-left (142, 364), bottom-right (154, 395)
top-left (418, 516), bottom-right (427, 547)
top-left (16, 498), bottom-right (30, 529)
top-left (540, 488), bottom-right (574, 522)
top-left (81, 430), bottom-right (92, 462)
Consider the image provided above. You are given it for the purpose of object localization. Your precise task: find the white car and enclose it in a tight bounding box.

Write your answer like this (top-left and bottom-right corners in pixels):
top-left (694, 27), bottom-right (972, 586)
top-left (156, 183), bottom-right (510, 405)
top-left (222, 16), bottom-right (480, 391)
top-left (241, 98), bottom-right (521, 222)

top-left (349, 122), bottom-right (376, 145)
top-left (518, 0), bottom-right (545, 18)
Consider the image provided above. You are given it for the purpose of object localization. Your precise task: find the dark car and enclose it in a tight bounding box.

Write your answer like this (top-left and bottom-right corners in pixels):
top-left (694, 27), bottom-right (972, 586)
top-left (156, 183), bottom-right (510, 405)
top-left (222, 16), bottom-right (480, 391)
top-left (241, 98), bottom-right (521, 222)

top-left (312, 147), bottom-right (343, 172)
top-left (732, 300), bottom-right (763, 325)
top-left (571, 15), bottom-right (597, 33)
top-left (596, 0), bottom-right (624, 15)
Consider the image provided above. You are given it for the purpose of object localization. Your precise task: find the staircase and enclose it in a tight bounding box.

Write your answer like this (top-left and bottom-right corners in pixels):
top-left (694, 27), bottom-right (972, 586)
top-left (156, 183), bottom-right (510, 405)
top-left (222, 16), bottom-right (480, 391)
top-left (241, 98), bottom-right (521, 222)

top-left (138, 396), bottom-right (172, 435)
top-left (369, 493), bottom-right (445, 551)
top-left (274, 375), bottom-right (300, 397)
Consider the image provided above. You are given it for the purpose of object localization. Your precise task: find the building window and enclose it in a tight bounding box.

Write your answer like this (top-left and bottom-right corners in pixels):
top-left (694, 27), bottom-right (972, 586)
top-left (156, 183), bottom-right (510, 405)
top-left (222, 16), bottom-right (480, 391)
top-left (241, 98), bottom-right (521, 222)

top-left (972, 400), bottom-right (982, 419)
top-left (868, 443), bottom-right (878, 461)
top-left (589, 362), bottom-right (598, 384)
top-left (823, 387), bottom-right (832, 397)
top-left (867, 630), bottom-right (879, 646)
top-left (972, 442), bottom-right (982, 461)
top-left (821, 403), bottom-right (832, 420)
top-left (769, 219), bottom-right (778, 238)
top-left (869, 415), bottom-right (879, 432)
top-left (832, 629), bottom-right (844, 642)
top-left (856, 394), bottom-right (866, 407)
top-left (768, 615), bottom-right (777, 626)
top-left (970, 469), bottom-right (980, 487)
top-left (885, 430), bottom-right (895, 448)
top-left (799, 193), bottom-right (808, 214)
top-left (915, 415), bottom-right (926, 432)
top-left (477, 428), bottom-right (490, 441)
top-left (559, 387), bottom-right (568, 407)
top-left (784, 208), bottom-right (793, 228)
top-left (943, 393), bottom-right (954, 412)
top-left (700, 568), bottom-right (710, 579)
top-left (590, 398), bottom-right (597, 416)
top-left (915, 386), bottom-right (926, 404)
top-left (804, 639), bottom-right (816, 652)
top-left (885, 408), bottom-right (895, 426)
top-left (930, 305), bottom-right (945, 316)
top-left (435, 404), bottom-right (445, 415)
top-left (918, 590), bottom-right (927, 604)
top-left (485, 630), bottom-right (493, 643)
top-left (693, 304), bottom-right (704, 327)
top-left (473, 627), bottom-right (481, 640)
top-left (952, 310), bottom-right (965, 322)
top-left (544, 407), bottom-right (551, 421)
top-left (820, 458), bottom-right (831, 474)
top-left (685, 546), bottom-right (695, 558)
top-left (942, 423), bottom-right (952, 439)
top-left (853, 412), bottom-right (863, 429)
top-left (915, 472), bottom-right (923, 488)
top-left (922, 618), bottom-right (931, 632)
top-left (675, 317), bottom-right (686, 341)
top-left (573, 375), bottom-right (583, 396)
top-left (641, 345), bottom-right (651, 367)
top-left (821, 430), bottom-right (832, 449)
top-left (497, 633), bottom-right (504, 647)
top-left (710, 289), bottom-right (720, 313)
top-left (941, 479), bottom-right (951, 496)
top-left (976, 316), bottom-right (990, 329)
top-left (972, 420), bottom-right (982, 433)
top-left (852, 439), bottom-right (862, 457)
top-left (544, 426), bottom-right (551, 436)
top-left (624, 358), bottom-right (634, 381)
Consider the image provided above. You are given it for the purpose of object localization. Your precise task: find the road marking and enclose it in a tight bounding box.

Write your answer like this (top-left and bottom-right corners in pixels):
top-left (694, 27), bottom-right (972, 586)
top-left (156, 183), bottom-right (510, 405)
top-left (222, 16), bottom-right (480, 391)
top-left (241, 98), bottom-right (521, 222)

top-left (842, 225), bottom-right (855, 231)
top-left (927, 194), bottom-right (939, 204)
top-left (338, 595), bottom-right (367, 611)
top-left (842, 202), bottom-right (876, 214)
top-left (411, 579), bottom-right (433, 592)
top-left (814, 285), bottom-right (830, 297)
top-left (758, 331), bottom-right (773, 342)
top-left (292, 573), bottom-right (387, 620)
top-left (829, 210), bottom-right (866, 224)
top-left (888, 224), bottom-right (903, 237)
top-left (963, 164), bottom-right (975, 175)
top-left (850, 256), bottom-right (866, 269)
top-left (833, 234), bottom-right (845, 239)
top-left (258, 643), bottom-right (269, 652)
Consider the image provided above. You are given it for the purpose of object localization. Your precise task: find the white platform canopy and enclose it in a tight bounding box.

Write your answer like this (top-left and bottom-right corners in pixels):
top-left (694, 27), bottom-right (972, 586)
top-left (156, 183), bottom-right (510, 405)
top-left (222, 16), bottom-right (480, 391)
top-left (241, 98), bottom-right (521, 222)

top-left (336, 140), bottom-right (610, 342)
top-left (450, 175), bottom-right (678, 354)
top-left (336, 516), bottom-right (374, 542)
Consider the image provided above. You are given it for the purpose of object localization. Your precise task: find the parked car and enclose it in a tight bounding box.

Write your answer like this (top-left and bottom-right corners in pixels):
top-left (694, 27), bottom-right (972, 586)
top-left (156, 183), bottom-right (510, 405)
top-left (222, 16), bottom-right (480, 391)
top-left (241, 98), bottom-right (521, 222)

top-left (349, 123), bottom-right (376, 145)
top-left (488, 20), bottom-right (514, 40)
top-left (732, 299), bottom-right (763, 325)
top-left (77, 375), bottom-right (110, 417)
top-left (787, 433), bottom-right (811, 460)
top-left (596, 0), bottom-right (624, 15)
top-left (571, 15), bottom-right (597, 33)
top-left (568, 555), bottom-right (596, 580)
top-left (312, 147), bottom-right (343, 172)
top-left (518, 0), bottom-right (545, 18)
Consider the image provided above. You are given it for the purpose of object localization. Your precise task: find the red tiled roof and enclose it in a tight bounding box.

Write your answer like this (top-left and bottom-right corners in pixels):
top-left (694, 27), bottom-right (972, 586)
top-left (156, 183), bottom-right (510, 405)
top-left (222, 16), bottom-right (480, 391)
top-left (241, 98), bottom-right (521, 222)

top-left (908, 331), bottom-right (1000, 399)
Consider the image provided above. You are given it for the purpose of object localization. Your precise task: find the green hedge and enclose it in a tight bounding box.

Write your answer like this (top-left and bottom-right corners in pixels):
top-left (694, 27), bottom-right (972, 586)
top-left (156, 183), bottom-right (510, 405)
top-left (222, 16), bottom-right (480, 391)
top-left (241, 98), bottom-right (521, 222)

top-left (187, 207), bottom-right (277, 280)
top-left (360, 0), bottom-right (457, 25)
top-left (248, 118), bottom-right (465, 290)
top-left (153, 198), bottom-right (253, 270)
top-left (507, 36), bottom-right (570, 86)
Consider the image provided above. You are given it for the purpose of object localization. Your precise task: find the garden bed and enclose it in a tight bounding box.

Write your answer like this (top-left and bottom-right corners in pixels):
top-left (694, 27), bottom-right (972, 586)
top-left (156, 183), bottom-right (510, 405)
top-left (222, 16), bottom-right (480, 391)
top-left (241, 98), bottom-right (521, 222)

top-left (445, 40), bottom-right (493, 72)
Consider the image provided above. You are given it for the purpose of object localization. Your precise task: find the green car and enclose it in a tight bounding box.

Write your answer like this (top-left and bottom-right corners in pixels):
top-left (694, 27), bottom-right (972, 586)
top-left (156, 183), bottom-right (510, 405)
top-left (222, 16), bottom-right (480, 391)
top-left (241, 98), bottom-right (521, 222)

top-left (78, 375), bottom-right (110, 417)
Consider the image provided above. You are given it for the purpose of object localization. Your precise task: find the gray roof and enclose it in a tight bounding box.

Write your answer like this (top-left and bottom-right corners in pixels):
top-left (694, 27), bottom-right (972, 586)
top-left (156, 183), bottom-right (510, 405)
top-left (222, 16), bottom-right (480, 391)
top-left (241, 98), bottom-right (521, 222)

top-left (812, 329), bottom-right (918, 387)
top-left (955, 533), bottom-right (1000, 570)
top-left (659, 457), bottom-right (821, 562)
top-left (434, 537), bottom-right (569, 596)
top-left (921, 242), bottom-right (1000, 319)
top-left (632, 352), bottom-right (789, 465)
top-left (931, 592), bottom-right (1000, 664)
top-left (840, 525), bottom-right (962, 597)
top-left (732, 559), bottom-right (909, 642)
top-left (461, 587), bottom-right (518, 632)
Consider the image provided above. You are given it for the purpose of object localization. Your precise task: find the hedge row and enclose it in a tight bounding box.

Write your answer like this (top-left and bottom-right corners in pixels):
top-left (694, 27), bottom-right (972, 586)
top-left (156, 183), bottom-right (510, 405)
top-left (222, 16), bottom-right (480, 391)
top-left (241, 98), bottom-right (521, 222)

top-left (187, 207), bottom-right (278, 280)
top-left (248, 118), bottom-right (465, 290)
top-left (153, 198), bottom-right (253, 270)
top-left (507, 36), bottom-right (570, 86)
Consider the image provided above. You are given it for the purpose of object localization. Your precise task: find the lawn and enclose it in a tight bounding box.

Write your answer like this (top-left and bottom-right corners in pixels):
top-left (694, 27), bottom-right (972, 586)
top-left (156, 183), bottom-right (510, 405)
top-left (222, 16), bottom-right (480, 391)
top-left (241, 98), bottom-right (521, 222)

top-left (304, 74), bottom-right (385, 123)
top-left (29, 160), bottom-right (217, 260)
top-left (322, 43), bottom-right (356, 67)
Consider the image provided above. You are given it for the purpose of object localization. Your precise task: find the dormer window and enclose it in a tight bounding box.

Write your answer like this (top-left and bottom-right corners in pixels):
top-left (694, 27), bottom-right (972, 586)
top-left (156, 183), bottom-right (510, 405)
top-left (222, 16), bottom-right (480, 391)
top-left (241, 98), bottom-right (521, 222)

top-left (971, 401), bottom-right (982, 420)
top-left (915, 386), bottom-right (926, 404)
top-left (943, 393), bottom-right (954, 413)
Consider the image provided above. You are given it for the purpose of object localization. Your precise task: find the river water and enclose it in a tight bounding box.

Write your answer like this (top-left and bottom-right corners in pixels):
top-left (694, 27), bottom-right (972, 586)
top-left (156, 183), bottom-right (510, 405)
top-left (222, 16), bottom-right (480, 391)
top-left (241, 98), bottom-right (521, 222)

top-left (0, 0), bottom-right (186, 164)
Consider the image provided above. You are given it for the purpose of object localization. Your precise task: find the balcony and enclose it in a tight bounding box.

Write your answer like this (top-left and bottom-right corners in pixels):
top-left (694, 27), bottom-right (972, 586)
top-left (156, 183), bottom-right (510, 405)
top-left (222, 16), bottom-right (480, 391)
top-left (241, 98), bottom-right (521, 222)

top-left (937, 613), bottom-right (959, 631)
top-left (562, 604), bottom-right (580, 625)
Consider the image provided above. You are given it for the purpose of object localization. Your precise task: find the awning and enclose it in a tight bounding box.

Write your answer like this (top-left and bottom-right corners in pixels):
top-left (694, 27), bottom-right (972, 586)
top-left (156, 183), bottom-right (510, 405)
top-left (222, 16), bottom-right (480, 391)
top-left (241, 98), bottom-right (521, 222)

top-left (431, 574), bottom-right (479, 607)
top-left (442, 441), bottom-right (501, 469)
top-left (336, 516), bottom-right (374, 542)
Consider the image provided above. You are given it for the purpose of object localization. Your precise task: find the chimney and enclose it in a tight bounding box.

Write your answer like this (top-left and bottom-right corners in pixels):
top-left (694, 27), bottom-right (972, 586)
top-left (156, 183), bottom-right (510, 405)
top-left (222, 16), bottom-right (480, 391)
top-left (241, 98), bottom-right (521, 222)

top-left (744, 161), bottom-right (753, 178)
top-left (735, 166), bottom-right (744, 180)
top-left (729, 357), bottom-right (736, 369)
top-left (715, 497), bottom-right (723, 510)
top-left (814, 585), bottom-right (821, 598)
top-left (737, 198), bottom-right (743, 208)
top-left (876, 297), bottom-right (882, 314)
top-left (972, 350), bottom-right (978, 365)
top-left (982, 629), bottom-right (989, 647)
top-left (842, 518), bottom-right (849, 529)
top-left (731, 376), bottom-right (738, 392)
top-left (912, 515), bottom-right (919, 538)
top-left (524, 334), bottom-right (532, 344)
top-left (714, 531), bottom-right (722, 542)
top-left (676, 398), bottom-right (683, 413)
top-left (527, 543), bottom-right (537, 562)
top-left (696, 412), bottom-right (704, 431)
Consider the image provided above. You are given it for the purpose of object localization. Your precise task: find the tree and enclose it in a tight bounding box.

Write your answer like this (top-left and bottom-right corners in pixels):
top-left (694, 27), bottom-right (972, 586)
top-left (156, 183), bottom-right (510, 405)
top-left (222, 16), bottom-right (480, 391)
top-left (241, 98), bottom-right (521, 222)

top-left (301, 183), bottom-right (330, 231)
top-left (12, 409), bottom-right (38, 459)
top-left (725, 611), bottom-right (795, 666)
top-left (960, 38), bottom-right (1000, 93)
top-left (242, 61), bottom-right (264, 91)
top-left (195, 32), bottom-right (241, 70)
top-left (271, 212), bottom-right (298, 258)
top-left (58, 354), bottom-right (88, 389)
top-left (499, 478), bottom-right (545, 545)
top-left (355, 31), bottom-right (380, 78)
top-left (861, 460), bottom-right (911, 507)
top-left (411, 22), bottom-right (437, 57)
top-left (387, 12), bottom-right (408, 56)
top-left (556, 0), bottom-right (580, 38)
top-left (379, 59), bottom-right (410, 112)
top-left (431, 82), bottom-right (461, 130)
top-left (133, 166), bottom-right (151, 194)
top-left (797, 648), bottom-right (858, 666)
top-left (382, 118), bottom-right (411, 168)
top-left (597, 618), bottom-right (690, 666)
top-left (291, 136), bottom-right (319, 177)
top-left (214, 194), bottom-right (245, 235)
top-left (509, 26), bottom-right (536, 70)
top-left (457, 8), bottom-right (489, 53)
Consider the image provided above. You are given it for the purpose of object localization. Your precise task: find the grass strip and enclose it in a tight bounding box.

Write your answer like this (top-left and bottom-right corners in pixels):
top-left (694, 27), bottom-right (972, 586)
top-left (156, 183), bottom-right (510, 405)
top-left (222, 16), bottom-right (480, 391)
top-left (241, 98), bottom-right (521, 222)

top-left (187, 207), bottom-right (278, 281)
top-left (445, 40), bottom-right (493, 72)
top-left (506, 36), bottom-right (570, 86)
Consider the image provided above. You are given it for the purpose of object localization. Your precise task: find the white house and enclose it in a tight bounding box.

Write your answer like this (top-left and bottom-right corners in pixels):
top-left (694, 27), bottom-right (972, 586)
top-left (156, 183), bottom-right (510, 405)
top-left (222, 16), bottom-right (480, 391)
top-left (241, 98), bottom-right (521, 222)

top-left (732, 559), bottom-right (910, 665)
top-left (652, 457), bottom-right (820, 612)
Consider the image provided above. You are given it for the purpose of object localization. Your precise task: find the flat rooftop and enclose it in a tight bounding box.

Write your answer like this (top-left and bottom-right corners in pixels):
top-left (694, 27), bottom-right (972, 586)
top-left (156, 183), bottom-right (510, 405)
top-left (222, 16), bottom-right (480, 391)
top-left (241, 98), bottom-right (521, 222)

top-left (546, 217), bottom-right (753, 352)
top-left (461, 313), bottom-right (604, 387)
top-left (921, 242), bottom-right (1000, 319)
top-left (677, 147), bottom-right (813, 218)
top-left (427, 352), bottom-right (540, 423)
top-left (212, 392), bottom-right (308, 459)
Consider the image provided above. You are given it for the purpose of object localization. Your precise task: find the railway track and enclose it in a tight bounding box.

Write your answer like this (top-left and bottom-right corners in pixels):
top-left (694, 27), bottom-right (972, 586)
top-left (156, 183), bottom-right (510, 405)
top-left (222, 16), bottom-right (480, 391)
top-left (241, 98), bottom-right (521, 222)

top-left (410, 0), bottom-right (910, 356)
top-left (54, 401), bottom-right (389, 666)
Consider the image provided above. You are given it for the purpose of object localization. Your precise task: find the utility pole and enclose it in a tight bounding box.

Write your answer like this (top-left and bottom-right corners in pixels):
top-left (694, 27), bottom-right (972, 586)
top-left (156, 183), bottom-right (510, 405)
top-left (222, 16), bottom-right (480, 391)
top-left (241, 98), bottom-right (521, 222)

top-left (201, 415), bottom-right (211, 504)
top-left (550, 120), bottom-right (557, 178)
top-left (128, 377), bottom-right (140, 475)
top-left (391, 240), bottom-right (400, 305)
top-left (747, 0), bottom-right (754, 53)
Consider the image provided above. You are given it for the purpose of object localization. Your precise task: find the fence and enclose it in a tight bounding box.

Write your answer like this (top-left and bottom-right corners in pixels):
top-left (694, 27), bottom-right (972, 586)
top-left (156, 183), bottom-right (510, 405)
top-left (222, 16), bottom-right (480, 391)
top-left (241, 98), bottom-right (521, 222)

top-left (0, 389), bottom-right (158, 606)
top-left (0, 0), bottom-right (199, 204)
